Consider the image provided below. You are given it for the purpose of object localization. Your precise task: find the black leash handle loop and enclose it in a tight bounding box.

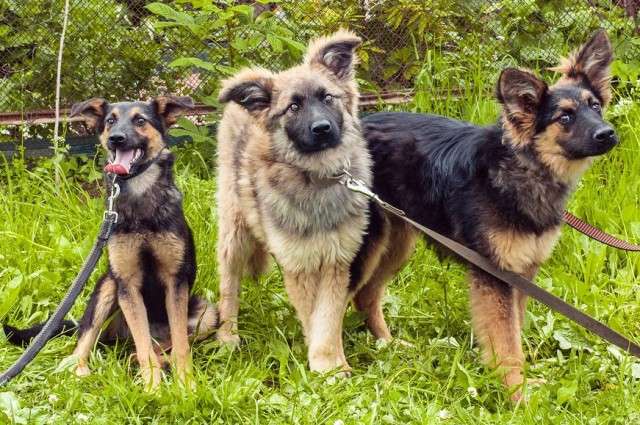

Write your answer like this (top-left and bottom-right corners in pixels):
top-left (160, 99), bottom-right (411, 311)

top-left (0, 215), bottom-right (115, 386)
top-left (0, 177), bottom-right (119, 387)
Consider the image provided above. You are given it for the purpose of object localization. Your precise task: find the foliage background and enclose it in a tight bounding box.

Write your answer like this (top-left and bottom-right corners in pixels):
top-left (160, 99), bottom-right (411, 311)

top-left (2, 0), bottom-right (640, 423)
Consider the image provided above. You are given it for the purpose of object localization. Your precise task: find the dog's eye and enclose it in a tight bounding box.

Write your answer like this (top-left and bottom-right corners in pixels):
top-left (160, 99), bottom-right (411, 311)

top-left (559, 113), bottom-right (574, 125)
top-left (592, 102), bottom-right (602, 113)
top-left (106, 117), bottom-right (116, 125)
top-left (323, 94), bottom-right (333, 104)
top-left (288, 103), bottom-right (300, 113)
top-left (135, 117), bottom-right (146, 126)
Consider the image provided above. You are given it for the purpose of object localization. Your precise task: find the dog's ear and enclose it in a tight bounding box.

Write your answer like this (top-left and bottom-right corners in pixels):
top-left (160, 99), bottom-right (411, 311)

top-left (550, 30), bottom-right (613, 105)
top-left (497, 68), bottom-right (547, 134)
top-left (218, 68), bottom-right (274, 114)
top-left (151, 96), bottom-right (194, 128)
top-left (304, 29), bottom-right (362, 81)
top-left (69, 98), bottom-right (108, 131)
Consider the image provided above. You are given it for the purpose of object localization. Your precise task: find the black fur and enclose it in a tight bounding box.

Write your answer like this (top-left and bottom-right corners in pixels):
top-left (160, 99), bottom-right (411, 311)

top-left (3, 321), bottom-right (76, 346)
top-left (349, 201), bottom-right (384, 290)
top-left (362, 109), bottom-right (615, 254)
top-left (284, 87), bottom-right (344, 153)
top-left (5, 99), bottom-right (199, 349)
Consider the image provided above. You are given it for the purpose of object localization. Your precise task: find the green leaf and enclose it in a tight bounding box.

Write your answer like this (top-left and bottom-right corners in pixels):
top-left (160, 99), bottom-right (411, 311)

top-left (169, 57), bottom-right (218, 72)
top-left (146, 3), bottom-right (194, 26)
top-left (0, 274), bottom-right (23, 317)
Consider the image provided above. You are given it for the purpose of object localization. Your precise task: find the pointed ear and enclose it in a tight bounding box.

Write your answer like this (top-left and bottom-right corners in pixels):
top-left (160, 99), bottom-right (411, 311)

top-left (550, 30), bottom-right (613, 104)
top-left (69, 98), bottom-right (107, 130)
top-left (151, 96), bottom-right (194, 128)
top-left (304, 29), bottom-right (362, 81)
top-left (497, 68), bottom-right (548, 142)
top-left (218, 68), bottom-right (274, 114)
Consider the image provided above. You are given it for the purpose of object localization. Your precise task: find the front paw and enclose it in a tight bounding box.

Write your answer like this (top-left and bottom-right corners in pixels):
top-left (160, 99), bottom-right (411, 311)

top-left (140, 366), bottom-right (163, 391)
top-left (309, 352), bottom-right (351, 376)
top-left (217, 324), bottom-right (241, 347)
top-left (75, 364), bottom-right (92, 377)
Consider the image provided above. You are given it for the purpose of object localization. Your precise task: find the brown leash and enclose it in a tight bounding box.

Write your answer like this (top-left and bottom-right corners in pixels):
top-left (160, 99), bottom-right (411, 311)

top-left (563, 211), bottom-right (640, 251)
top-left (340, 172), bottom-right (640, 358)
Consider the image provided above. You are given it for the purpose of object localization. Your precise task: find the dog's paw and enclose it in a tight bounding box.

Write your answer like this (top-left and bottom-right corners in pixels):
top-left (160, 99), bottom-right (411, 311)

top-left (217, 331), bottom-right (241, 348)
top-left (75, 364), bottom-right (92, 377)
top-left (140, 367), bottom-right (163, 391)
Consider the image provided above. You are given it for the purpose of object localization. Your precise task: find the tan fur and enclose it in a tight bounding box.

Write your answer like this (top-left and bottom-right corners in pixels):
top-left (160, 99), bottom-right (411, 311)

top-left (148, 233), bottom-right (190, 382)
top-left (498, 68), bottom-right (548, 148)
top-left (354, 216), bottom-right (414, 340)
top-left (558, 98), bottom-right (577, 110)
top-left (216, 30), bottom-right (369, 372)
top-left (534, 123), bottom-right (593, 184)
top-left (486, 225), bottom-right (562, 274)
top-left (108, 234), bottom-right (162, 388)
top-left (469, 269), bottom-right (525, 400)
top-left (550, 30), bottom-right (613, 105)
top-left (137, 121), bottom-right (164, 158)
top-left (71, 276), bottom-right (118, 376)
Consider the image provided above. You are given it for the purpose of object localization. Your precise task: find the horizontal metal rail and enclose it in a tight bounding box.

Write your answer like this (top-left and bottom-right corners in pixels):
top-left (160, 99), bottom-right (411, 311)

top-left (0, 91), bottom-right (414, 126)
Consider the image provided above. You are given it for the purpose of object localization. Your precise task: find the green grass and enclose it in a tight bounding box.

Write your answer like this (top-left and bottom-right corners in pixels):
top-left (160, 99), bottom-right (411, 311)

top-left (1, 95), bottom-right (640, 424)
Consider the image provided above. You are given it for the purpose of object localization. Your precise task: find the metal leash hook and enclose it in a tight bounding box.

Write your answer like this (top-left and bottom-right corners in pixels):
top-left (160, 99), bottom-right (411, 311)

top-left (104, 174), bottom-right (120, 223)
top-left (339, 168), bottom-right (406, 217)
top-left (0, 173), bottom-right (121, 386)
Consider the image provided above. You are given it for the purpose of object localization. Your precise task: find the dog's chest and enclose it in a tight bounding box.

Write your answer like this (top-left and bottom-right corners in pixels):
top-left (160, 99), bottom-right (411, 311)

top-left (486, 225), bottom-right (562, 274)
top-left (238, 168), bottom-right (369, 270)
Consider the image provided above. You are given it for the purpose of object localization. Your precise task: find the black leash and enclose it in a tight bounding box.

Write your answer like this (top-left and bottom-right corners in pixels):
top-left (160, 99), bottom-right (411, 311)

top-left (0, 177), bottom-right (119, 386)
top-left (340, 172), bottom-right (640, 358)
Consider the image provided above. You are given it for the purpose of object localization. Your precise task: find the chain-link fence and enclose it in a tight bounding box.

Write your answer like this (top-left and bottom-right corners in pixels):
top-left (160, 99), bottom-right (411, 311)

top-left (1, 1), bottom-right (639, 121)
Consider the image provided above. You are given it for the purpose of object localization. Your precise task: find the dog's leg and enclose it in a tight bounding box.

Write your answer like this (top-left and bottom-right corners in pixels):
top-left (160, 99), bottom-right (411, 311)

top-left (354, 219), bottom-right (416, 341)
top-left (164, 281), bottom-right (191, 383)
top-left (117, 281), bottom-right (162, 389)
top-left (307, 266), bottom-right (351, 374)
top-left (469, 267), bottom-right (526, 401)
top-left (67, 274), bottom-right (117, 377)
top-left (283, 271), bottom-right (318, 346)
top-left (216, 217), bottom-right (257, 346)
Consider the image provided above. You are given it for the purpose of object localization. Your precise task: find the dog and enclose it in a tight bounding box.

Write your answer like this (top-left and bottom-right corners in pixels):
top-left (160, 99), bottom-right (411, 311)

top-left (4, 96), bottom-right (218, 388)
top-left (215, 30), bottom-right (390, 373)
top-left (358, 30), bottom-right (617, 400)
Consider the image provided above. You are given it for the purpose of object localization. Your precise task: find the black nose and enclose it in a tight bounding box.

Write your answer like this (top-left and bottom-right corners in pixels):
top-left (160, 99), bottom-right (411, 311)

top-left (311, 120), bottom-right (331, 136)
top-left (108, 133), bottom-right (126, 145)
top-left (593, 126), bottom-right (616, 142)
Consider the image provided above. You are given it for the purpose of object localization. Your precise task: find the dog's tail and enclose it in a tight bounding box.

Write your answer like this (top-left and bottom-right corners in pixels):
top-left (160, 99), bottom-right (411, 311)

top-left (3, 320), bottom-right (77, 346)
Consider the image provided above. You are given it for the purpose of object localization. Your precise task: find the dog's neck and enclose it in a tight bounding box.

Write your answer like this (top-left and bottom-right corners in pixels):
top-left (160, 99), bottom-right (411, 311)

top-left (487, 131), bottom-right (572, 231)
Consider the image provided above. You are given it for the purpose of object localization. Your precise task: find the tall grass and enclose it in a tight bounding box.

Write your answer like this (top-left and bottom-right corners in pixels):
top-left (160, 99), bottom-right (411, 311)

top-left (1, 68), bottom-right (640, 423)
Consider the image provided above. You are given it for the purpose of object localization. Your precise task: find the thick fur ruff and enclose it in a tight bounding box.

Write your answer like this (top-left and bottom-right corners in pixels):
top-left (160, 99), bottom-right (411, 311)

top-left (215, 30), bottom-right (388, 373)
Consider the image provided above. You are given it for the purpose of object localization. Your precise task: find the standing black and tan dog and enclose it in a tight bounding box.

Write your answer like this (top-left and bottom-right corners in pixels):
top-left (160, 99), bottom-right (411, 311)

top-left (359, 31), bottom-right (617, 399)
top-left (4, 97), bottom-right (218, 388)
top-left (215, 30), bottom-right (388, 373)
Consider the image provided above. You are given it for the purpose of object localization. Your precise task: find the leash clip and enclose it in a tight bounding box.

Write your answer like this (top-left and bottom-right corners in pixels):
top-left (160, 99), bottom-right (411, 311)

top-left (104, 174), bottom-right (120, 223)
top-left (339, 169), bottom-right (406, 217)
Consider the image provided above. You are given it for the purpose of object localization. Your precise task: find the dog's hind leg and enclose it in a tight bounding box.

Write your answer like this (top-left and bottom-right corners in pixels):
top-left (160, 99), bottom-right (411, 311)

top-left (469, 267), bottom-right (526, 402)
top-left (216, 215), bottom-right (258, 346)
top-left (354, 218), bottom-right (416, 341)
top-left (67, 273), bottom-right (118, 377)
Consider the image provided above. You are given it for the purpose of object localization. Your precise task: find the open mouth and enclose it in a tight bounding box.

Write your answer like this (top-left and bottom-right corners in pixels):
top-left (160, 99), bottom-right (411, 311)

top-left (104, 148), bottom-right (143, 176)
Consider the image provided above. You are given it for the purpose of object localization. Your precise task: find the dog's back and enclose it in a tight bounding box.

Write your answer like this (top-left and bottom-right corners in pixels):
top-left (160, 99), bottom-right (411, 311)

top-left (364, 112), bottom-right (503, 236)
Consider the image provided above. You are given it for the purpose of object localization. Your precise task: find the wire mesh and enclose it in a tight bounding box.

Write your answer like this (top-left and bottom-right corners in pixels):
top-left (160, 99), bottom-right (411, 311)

top-left (0, 0), bottom-right (638, 115)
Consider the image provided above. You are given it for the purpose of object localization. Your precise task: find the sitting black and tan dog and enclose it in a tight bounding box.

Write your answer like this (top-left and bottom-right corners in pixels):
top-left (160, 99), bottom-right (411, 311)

top-left (4, 96), bottom-right (217, 388)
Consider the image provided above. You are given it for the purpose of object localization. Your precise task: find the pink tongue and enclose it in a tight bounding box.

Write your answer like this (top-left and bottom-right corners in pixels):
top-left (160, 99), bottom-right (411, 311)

top-left (104, 149), bottom-right (135, 175)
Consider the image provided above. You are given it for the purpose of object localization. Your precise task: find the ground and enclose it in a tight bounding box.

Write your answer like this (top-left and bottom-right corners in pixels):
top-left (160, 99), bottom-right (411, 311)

top-left (1, 99), bottom-right (639, 424)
